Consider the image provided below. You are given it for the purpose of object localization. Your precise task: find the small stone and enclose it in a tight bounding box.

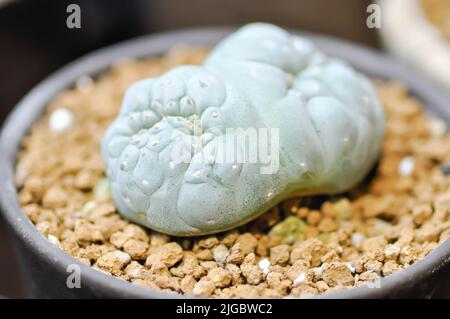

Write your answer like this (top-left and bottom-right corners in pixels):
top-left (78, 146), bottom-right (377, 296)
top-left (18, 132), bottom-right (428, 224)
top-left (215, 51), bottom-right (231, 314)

top-left (114, 250), bottom-right (131, 264)
top-left (180, 275), bottom-right (197, 294)
top-left (47, 234), bottom-right (62, 248)
top-left (200, 260), bottom-right (218, 271)
top-left (123, 239), bottom-right (149, 260)
top-left (362, 235), bottom-right (387, 252)
top-left (36, 221), bottom-right (52, 237)
top-left (175, 251), bottom-right (199, 276)
top-left (311, 264), bottom-right (328, 280)
top-left (258, 258), bottom-right (271, 275)
top-left (96, 250), bottom-right (131, 275)
top-left (384, 244), bottom-right (401, 260)
top-left (93, 178), bottom-right (111, 200)
top-left (221, 231), bottom-right (239, 247)
top-left (192, 265), bottom-right (206, 279)
top-left (322, 262), bottom-right (354, 287)
top-left (265, 272), bottom-right (291, 294)
top-left (77, 244), bottom-right (110, 262)
top-left (292, 272), bottom-right (308, 287)
top-left (124, 261), bottom-right (148, 280)
top-left (198, 236), bottom-right (219, 249)
top-left (146, 242), bottom-right (183, 267)
top-left (428, 117), bottom-right (447, 137)
top-left (226, 243), bottom-right (244, 265)
top-left (149, 232), bottom-right (170, 247)
top-left (235, 233), bottom-right (258, 255)
top-left (74, 170), bottom-right (97, 190)
top-left (74, 220), bottom-right (94, 244)
top-left (212, 244), bottom-right (229, 265)
top-left (290, 238), bottom-right (326, 267)
top-left (364, 260), bottom-right (383, 273)
top-left (240, 263), bottom-right (263, 285)
top-left (318, 217), bottom-right (338, 232)
top-left (316, 280), bottom-right (329, 292)
top-left (42, 186), bottom-right (67, 209)
top-left (351, 232), bottom-right (366, 247)
top-left (110, 231), bottom-right (129, 248)
top-left (255, 235), bottom-right (270, 257)
top-left (80, 201), bottom-right (97, 218)
top-left (225, 263), bottom-right (243, 285)
top-left (333, 198), bottom-right (353, 220)
top-left (125, 225), bottom-right (149, 242)
top-left (196, 249), bottom-right (213, 261)
top-left (412, 204), bottom-right (432, 225)
top-left (398, 156), bottom-right (415, 177)
top-left (346, 262), bottom-right (356, 274)
top-left (153, 273), bottom-right (180, 291)
top-left (306, 210), bottom-right (322, 226)
top-left (49, 108), bottom-right (74, 132)
top-left (357, 271), bottom-right (381, 287)
top-left (321, 249), bottom-right (340, 263)
top-left (270, 244), bottom-right (290, 265)
top-left (399, 245), bottom-right (420, 265)
top-left (382, 260), bottom-right (401, 276)
top-left (286, 259), bottom-right (309, 281)
top-left (207, 267), bottom-right (232, 288)
top-left (192, 279), bottom-right (215, 296)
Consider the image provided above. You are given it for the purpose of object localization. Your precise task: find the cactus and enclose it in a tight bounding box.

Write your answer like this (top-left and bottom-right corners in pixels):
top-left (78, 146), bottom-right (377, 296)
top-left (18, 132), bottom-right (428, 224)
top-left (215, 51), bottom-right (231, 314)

top-left (102, 23), bottom-right (385, 236)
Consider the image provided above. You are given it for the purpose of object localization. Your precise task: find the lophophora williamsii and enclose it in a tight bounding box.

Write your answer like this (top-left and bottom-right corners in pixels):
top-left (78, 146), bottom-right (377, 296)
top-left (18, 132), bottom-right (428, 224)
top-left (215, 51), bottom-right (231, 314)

top-left (102, 23), bottom-right (385, 236)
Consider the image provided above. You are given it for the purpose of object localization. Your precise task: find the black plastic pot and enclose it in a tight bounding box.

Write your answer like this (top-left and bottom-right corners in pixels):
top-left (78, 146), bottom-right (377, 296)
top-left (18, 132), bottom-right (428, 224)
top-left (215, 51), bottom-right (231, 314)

top-left (1, 27), bottom-right (450, 298)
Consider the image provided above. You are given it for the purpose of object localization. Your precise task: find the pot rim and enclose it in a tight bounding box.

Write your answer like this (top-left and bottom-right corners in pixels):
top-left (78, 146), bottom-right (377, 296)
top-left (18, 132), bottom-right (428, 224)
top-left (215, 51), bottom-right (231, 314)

top-left (1, 26), bottom-right (450, 299)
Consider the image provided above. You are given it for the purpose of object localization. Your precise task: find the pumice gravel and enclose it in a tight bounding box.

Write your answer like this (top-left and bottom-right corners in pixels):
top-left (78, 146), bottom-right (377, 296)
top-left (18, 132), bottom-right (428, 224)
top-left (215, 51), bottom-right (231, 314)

top-left (16, 46), bottom-right (450, 298)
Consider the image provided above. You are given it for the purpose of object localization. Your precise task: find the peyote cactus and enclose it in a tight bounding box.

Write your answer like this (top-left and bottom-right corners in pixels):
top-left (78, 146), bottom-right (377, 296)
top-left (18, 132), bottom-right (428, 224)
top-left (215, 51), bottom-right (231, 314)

top-left (102, 23), bottom-right (385, 236)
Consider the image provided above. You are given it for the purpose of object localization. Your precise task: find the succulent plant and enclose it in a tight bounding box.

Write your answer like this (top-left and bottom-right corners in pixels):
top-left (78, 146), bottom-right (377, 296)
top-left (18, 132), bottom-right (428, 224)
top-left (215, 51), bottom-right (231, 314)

top-left (102, 23), bottom-right (385, 236)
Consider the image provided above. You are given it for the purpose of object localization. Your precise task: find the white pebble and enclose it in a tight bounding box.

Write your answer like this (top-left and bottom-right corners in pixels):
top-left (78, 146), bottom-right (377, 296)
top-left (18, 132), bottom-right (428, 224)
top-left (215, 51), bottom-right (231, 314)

top-left (428, 117), bottom-right (447, 137)
top-left (311, 266), bottom-right (324, 279)
top-left (384, 244), bottom-right (401, 258)
top-left (113, 251), bottom-right (131, 264)
top-left (47, 235), bottom-right (62, 248)
top-left (258, 258), bottom-right (271, 275)
top-left (398, 156), bottom-right (416, 177)
top-left (49, 108), bottom-right (74, 132)
top-left (94, 178), bottom-right (111, 200)
top-left (80, 200), bottom-right (96, 217)
top-left (346, 262), bottom-right (356, 273)
top-left (293, 272), bottom-right (307, 286)
top-left (212, 245), bottom-right (229, 265)
top-left (351, 232), bottom-right (366, 247)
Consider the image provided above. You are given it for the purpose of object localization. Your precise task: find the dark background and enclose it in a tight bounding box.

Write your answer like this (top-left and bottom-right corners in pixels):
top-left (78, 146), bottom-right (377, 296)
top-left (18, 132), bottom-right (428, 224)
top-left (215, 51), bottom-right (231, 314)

top-left (0, 0), bottom-right (376, 298)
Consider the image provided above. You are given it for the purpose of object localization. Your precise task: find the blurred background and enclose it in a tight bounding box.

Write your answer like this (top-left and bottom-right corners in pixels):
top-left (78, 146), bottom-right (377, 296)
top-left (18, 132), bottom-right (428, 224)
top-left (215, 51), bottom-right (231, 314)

top-left (0, 0), bottom-right (448, 298)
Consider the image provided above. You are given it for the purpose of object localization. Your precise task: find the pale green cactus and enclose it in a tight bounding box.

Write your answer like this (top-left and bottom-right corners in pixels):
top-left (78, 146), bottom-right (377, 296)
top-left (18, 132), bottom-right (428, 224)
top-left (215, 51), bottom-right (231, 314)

top-left (102, 23), bottom-right (385, 236)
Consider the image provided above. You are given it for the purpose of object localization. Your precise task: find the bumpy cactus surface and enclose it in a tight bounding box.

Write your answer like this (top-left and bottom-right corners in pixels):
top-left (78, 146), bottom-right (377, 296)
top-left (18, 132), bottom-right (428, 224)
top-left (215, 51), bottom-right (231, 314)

top-left (102, 23), bottom-right (385, 236)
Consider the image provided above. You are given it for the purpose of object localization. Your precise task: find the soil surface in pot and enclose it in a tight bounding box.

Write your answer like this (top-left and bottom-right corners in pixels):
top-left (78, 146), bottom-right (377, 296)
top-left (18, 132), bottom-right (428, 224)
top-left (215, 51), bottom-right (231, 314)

top-left (15, 47), bottom-right (450, 298)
